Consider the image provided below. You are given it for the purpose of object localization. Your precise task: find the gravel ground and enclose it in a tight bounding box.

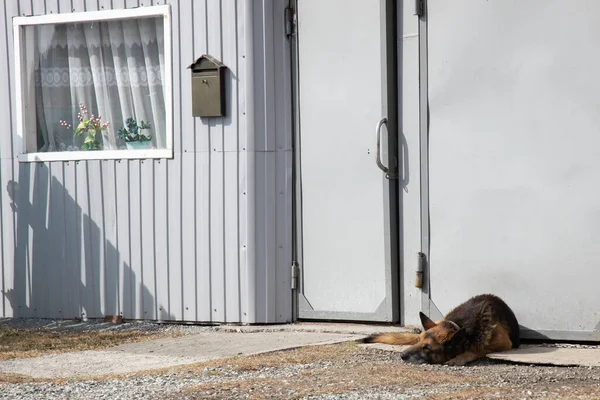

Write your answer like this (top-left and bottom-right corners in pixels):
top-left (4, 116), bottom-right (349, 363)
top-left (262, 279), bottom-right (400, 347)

top-left (1, 319), bottom-right (600, 399)
top-left (2, 346), bottom-right (600, 399)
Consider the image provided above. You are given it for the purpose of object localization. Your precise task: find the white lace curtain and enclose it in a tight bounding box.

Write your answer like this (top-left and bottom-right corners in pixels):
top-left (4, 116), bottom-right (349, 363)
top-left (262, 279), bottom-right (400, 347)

top-left (32, 17), bottom-right (166, 152)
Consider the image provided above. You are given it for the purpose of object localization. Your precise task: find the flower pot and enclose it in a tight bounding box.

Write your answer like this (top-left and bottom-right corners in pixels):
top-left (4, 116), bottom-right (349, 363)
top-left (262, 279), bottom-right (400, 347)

top-left (125, 141), bottom-right (153, 150)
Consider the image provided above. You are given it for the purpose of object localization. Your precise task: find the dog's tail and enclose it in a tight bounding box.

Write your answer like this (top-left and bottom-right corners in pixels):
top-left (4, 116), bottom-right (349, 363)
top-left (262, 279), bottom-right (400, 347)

top-left (362, 332), bottom-right (419, 346)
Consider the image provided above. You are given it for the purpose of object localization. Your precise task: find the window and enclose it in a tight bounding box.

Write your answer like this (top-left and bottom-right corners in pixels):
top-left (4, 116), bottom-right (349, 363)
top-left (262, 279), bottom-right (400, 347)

top-left (14, 5), bottom-right (172, 162)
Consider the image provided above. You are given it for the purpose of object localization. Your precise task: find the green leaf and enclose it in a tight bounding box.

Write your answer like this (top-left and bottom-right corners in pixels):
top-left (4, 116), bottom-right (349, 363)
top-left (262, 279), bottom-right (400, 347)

top-left (84, 135), bottom-right (95, 143)
top-left (76, 121), bottom-right (86, 131)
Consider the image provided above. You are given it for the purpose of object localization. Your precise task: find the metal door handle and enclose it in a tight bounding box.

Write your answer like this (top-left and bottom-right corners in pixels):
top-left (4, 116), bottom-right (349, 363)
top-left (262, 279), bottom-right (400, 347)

top-left (375, 117), bottom-right (389, 174)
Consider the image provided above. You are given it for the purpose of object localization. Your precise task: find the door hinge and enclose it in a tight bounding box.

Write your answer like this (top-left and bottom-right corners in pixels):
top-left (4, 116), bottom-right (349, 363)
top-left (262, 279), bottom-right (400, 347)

top-left (415, 252), bottom-right (426, 288)
top-left (291, 261), bottom-right (299, 290)
top-left (285, 7), bottom-right (296, 38)
top-left (415, 0), bottom-right (426, 17)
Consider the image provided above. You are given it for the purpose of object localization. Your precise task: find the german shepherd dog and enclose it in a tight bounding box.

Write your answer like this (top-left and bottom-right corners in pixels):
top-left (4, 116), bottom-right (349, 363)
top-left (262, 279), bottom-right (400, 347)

top-left (364, 294), bottom-right (520, 366)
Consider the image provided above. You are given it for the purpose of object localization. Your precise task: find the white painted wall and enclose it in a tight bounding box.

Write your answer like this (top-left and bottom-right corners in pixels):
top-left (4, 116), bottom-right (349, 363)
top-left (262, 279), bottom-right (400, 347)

top-left (427, 0), bottom-right (600, 339)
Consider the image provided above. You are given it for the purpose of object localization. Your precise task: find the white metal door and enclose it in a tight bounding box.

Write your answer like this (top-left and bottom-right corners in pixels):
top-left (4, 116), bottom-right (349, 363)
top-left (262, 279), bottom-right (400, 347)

top-left (425, 0), bottom-right (600, 340)
top-left (295, 0), bottom-right (399, 321)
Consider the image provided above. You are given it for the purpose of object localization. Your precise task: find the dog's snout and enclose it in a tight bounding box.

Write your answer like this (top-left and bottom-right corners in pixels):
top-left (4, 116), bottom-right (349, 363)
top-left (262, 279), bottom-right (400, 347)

top-left (400, 350), bottom-right (428, 364)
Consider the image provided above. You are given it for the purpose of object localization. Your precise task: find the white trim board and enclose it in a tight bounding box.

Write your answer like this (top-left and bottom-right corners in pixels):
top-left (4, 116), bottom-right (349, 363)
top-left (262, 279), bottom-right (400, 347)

top-left (13, 5), bottom-right (171, 26)
top-left (18, 149), bottom-right (174, 163)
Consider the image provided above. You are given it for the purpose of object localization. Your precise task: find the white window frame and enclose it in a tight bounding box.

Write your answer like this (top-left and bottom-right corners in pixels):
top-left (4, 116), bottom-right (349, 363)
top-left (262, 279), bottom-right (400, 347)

top-left (13, 5), bottom-right (173, 162)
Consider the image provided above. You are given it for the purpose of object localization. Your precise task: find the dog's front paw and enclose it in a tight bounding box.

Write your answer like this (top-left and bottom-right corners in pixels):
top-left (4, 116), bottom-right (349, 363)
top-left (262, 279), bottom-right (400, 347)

top-left (445, 357), bottom-right (467, 367)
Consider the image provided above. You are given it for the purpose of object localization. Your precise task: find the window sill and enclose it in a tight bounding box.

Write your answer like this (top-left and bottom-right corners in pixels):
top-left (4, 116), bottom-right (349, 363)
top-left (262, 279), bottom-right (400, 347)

top-left (18, 149), bottom-right (174, 162)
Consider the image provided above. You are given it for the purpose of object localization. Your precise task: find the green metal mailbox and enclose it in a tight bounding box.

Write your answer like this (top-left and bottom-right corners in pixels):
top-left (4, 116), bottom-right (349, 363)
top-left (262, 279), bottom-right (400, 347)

top-left (188, 55), bottom-right (226, 117)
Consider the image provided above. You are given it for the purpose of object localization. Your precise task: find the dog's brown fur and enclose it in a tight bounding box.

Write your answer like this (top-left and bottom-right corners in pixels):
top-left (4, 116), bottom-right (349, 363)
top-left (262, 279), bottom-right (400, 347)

top-left (364, 294), bottom-right (520, 366)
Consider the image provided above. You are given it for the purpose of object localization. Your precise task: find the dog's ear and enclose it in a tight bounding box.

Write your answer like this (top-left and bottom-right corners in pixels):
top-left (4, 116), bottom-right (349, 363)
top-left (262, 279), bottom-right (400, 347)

top-left (448, 327), bottom-right (466, 344)
top-left (443, 328), bottom-right (466, 354)
top-left (419, 312), bottom-right (437, 330)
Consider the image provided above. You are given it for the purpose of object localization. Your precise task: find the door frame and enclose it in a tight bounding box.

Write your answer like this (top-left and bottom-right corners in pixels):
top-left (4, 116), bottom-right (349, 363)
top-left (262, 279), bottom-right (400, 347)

top-left (416, 0), bottom-right (439, 322)
top-left (290, 0), bottom-right (401, 323)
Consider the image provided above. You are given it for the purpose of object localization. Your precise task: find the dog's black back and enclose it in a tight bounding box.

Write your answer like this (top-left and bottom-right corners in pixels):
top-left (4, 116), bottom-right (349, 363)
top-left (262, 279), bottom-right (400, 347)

top-left (446, 294), bottom-right (520, 349)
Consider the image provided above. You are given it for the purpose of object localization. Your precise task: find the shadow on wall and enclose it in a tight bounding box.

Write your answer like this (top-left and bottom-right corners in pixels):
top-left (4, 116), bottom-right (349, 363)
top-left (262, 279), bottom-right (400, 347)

top-left (3, 162), bottom-right (172, 322)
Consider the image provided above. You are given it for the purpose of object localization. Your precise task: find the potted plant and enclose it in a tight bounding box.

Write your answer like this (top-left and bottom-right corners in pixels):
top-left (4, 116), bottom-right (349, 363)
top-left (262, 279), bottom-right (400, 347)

top-left (117, 117), bottom-right (153, 150)
top-left (60, 103), bottom-right (109, 150)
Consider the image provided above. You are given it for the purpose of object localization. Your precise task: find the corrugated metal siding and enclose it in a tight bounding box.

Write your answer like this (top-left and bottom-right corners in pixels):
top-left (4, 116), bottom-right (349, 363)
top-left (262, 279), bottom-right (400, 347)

top-left (250, 0), bottom-right (293, 322)
top-left (0, 0), bottom-right (292, 323)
